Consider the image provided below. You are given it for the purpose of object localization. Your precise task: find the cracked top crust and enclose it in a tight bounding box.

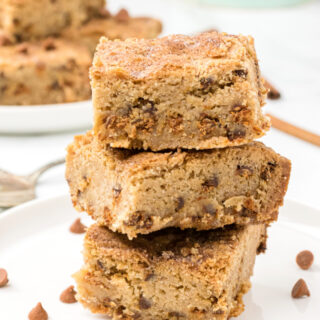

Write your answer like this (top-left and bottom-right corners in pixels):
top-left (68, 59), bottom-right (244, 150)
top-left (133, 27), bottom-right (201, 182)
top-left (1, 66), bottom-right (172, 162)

top-left (91, 31), bottom-right (259, 80)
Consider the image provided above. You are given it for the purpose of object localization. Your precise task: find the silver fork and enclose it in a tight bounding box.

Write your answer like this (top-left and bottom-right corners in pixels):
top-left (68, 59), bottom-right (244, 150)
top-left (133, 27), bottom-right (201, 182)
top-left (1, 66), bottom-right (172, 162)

top-left (0, 158), bottom-right (65, 208)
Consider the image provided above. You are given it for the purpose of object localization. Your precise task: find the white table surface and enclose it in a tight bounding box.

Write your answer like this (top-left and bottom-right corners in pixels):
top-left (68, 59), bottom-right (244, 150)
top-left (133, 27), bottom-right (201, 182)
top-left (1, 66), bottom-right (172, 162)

top-left (0, 0), bottom-right (319, 210)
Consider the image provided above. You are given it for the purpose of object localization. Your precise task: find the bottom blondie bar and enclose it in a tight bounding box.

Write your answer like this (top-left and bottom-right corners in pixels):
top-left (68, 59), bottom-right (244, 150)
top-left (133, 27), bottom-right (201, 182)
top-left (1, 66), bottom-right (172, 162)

top-left (74, 224), bottom-right (267, 319)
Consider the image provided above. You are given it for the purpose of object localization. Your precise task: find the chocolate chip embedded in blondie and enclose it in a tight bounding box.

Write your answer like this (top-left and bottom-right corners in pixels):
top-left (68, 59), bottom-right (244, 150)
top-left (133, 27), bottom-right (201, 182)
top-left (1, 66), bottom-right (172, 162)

top-left (62, 14), bottom-right (162, 55)
top-left (0, 39), bottom-right (91, 105)
top-left (66, 131), bottom-right (291, 239)
top-left (91, 32), bottom-right (270, 151)
top-left (0, 0), bottom-right (105, 41)
top-left (74, 223), bottom-right (267, 320)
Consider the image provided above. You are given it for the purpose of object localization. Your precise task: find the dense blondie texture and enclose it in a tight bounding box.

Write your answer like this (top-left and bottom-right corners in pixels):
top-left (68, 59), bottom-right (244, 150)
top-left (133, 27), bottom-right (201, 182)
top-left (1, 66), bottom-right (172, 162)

top-left (0, 39), bottom-right (91, 105)
top-left (91, 32), bottom-right (269, 151)
top-left (0, 0), bottom-right (105, 41)
top-left (63, 16), bottom-right (162, 55)
top-left (66, 131), bottom-right (291, 239)
top-left (74, 223), bottom-right (267, 320)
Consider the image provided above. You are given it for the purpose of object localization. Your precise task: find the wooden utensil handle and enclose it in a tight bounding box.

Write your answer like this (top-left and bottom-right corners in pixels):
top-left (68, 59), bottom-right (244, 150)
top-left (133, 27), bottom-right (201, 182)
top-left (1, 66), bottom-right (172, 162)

top-left (267, 113), bottom-right (320, 147)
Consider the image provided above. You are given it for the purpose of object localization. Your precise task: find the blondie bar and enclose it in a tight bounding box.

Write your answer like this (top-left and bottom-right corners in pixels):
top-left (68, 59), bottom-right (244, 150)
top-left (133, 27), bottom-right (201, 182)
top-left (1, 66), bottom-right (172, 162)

top-left (63, 15), bottom-right (162, 55)
top-left (0, 39), bottom-right (91, 105)
top-left (74, 223), bottom-right (267, 320)
top-left (66, 131), bottom-right (290, 239)
top-left (91, 32), bottom-right (269, 151)
top-left (0, 0), bottom-right (105, 41)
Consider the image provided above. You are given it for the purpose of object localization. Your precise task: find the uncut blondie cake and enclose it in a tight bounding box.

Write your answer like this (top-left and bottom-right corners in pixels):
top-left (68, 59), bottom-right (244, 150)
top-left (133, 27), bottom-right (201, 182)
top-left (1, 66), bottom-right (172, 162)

top-left (0, 0), bottom-right (105, 41)
top-left (63, 15), bottom-right (162, 55)
top-left (91, 32), bottom-right (270, 151)
top-left (66, 131), bottom-right (290, 239)
top-left (0, 39), bottom-right (91, 105)
top-left (74, 223), bottom-right (267, 320)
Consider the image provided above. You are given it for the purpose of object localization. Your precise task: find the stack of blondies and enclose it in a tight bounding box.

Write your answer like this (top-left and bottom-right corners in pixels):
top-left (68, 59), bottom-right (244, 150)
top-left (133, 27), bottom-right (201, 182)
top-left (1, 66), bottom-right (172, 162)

top-left (66, 32), bottom-right (291, 319)
top-left (0, 0), bottom-right (161, 105)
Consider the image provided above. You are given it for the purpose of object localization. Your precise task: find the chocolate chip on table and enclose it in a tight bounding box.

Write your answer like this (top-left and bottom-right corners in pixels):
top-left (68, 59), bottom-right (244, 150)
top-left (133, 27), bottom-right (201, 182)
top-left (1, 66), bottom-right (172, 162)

top-left (296, 250), bottom-right (314, 270)
top-left (0, 268), bottom-right (8, 287)
top-left (28, 302), bottom-right (48, 320)
top-left (69, 218), bottom-right (86, 234)
top-left (115, 8), bottom-right (130, 22)
top-left (60, 285), bottom-right (77, 303)
top-left (291, 279), bottom-right (310, 299)
top-left (264, 79), bottom-right (280, 99)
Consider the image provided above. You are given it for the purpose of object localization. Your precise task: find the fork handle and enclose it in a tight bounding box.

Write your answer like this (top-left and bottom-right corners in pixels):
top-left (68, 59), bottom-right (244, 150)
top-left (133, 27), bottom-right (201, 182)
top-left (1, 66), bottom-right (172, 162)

top-left (27, 158), bottom-right (65, 184)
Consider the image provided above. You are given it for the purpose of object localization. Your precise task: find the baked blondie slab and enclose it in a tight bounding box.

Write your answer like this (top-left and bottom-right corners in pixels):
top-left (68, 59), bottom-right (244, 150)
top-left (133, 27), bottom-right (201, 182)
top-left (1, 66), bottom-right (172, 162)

top-left (63, 15), bottom-right (162, 55)
top-left (74, 223), bottom-right (267, 320)
top-left (66, 131), bottom-right (291, 239)
top-left (0, 39), bottom-right (91, 105)
top-left (91, 32), bottom-right (270, 151)
top-left (0, 0), bottom-right (105, 41)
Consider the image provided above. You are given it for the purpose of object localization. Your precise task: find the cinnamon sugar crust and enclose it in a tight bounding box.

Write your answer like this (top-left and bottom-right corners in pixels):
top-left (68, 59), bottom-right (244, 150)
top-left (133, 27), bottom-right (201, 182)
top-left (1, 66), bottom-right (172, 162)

top-left (91, 32), bottom-right (269, 151)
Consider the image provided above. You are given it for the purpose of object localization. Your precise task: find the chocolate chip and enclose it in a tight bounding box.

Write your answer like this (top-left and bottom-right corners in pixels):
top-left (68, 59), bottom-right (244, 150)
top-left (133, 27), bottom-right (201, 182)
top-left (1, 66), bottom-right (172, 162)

top-left (264, 79), bottom-right (280, 99)
top-left (115, 8), bottom-right (130, 22)
top-left (227, 129), bottom-right (246, 141)
top-left (202, 176), bottom-right (219, 188)
top-left (98, 8), bottom-right (112, 18)
top-left (60, 285), bottom-right (77, 303)
top-left (16, 43), bottom-right (29, 54)
top-left (97, 260), bottom-right (105, 271)
top-left (28, 302), bottom-right (48, 320)
top-left (200, 77), bottom-right (214, 90)
top-left (202, 203), bottom-right (216, 215)
top-left (0, 268), bottom-right (8, 287)
top-left (113, 186), bottom-right (122, 198)
top-left (296, 250), bottom-right (314, 270)
top-left (69, 218), bottom-right (86, 234)
top-left (42, 38), bottom-right (56, 51)
top-left (145, 273), bottom-right (155, 281)
top-left (51, 81), bottom-right (62, 90)
top-left (139, 295), bottom-right (151, 309)
top-left (175, 197), bottom-right (184, 212)
top-left (257, 241), bottom-right (267, 254)
top-left (0, 34), bottom-right (12, 46)
top-left (168, 311), bottom-right (186, 318)
top-left (236, 165), bottom-right (253, 177)
top-left (291, 279), bottom-right (310, 298)
top-left (233, 69), bottom-right (248, 78)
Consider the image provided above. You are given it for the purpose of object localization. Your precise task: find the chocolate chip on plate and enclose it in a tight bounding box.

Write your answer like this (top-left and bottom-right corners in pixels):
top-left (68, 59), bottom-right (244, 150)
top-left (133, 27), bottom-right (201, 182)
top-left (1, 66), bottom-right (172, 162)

top-left (28, 302), bottom-right (48, 320)
top-left (296, 250), bottom-right (314, 270)
top-left (69, 218), bottom-right (86, 234)
top-left (0, 268), bottom-right (8, 287)
top-left (60, 285), bottom-right (77, 303)
top-left (291, 279), bottom-right (310, 299)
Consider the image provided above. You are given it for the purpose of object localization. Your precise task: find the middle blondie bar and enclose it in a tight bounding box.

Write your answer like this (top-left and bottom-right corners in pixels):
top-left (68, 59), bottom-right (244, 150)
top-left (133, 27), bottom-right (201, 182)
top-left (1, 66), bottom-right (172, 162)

top-left (91, 32), bottom-right (270, 151)
top-left (66, 131), bottom-right (290, 239)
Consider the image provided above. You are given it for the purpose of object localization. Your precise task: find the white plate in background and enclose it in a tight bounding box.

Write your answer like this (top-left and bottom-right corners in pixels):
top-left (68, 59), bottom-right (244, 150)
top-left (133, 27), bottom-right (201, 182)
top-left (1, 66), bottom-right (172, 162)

top-left (0, 100), bottom-right (93, 134)
top-left (0, 195), bottom-right (319, 319)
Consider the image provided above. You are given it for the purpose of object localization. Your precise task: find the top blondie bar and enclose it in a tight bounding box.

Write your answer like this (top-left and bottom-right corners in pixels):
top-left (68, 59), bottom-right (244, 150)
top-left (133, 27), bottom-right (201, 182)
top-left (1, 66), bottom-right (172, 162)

top-left (91, 32), bottom-right (270, 151)
top-left (0, 0), bottom-right (105, 41)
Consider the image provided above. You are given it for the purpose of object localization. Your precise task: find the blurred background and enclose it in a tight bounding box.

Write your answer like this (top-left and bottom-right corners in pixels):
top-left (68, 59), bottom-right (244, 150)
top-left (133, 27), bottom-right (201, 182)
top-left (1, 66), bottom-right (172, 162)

top-left (0, 0), bottom-right (319, 209)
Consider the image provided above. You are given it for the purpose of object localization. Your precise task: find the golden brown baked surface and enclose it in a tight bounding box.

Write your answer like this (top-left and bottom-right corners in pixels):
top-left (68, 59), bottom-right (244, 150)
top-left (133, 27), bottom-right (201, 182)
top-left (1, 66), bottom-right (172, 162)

top-left (74, 223), bottom-right (267, 320)
top-left (66, 131), bottom-right (291, 239)
top-left (63, 16), bottom-right (162, 55)
top-left (91, 32), bottom-right (269, 150)
top-left (0, 39), bottom-right (92, 105)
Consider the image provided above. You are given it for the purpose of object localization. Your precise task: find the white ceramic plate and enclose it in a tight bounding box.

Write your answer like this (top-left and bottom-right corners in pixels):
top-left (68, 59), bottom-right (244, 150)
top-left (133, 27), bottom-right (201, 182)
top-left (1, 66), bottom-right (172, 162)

top-left (0, 100), bottom-right (93, 134)
top-left (0, 195), bottom-right (319, 319)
